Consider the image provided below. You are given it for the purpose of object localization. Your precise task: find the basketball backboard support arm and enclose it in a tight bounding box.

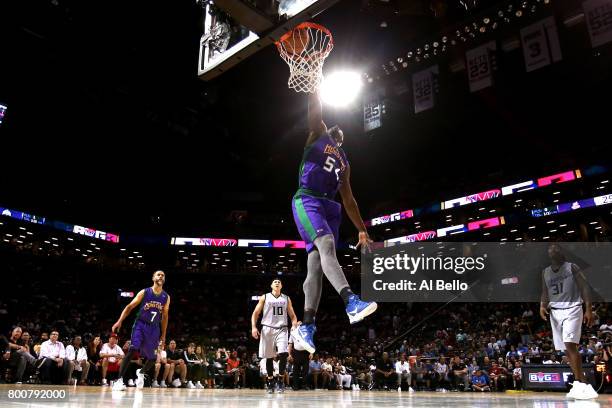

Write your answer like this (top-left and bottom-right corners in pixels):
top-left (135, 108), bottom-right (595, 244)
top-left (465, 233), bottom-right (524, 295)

top-left (213, 0), bottom-right (276, 34)
top-left (198, 0), bottom-right (340, 81)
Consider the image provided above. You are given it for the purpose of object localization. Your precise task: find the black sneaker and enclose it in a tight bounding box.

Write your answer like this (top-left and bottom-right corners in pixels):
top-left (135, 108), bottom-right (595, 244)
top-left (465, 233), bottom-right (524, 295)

top-left (267, 379), bottom-right (275, 394)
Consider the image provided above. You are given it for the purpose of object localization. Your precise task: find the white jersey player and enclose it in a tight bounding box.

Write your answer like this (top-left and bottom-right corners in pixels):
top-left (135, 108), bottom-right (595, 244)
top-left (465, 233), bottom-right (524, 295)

top-left (540, 244), bottom-right (596, 400)
top-left (251, 279), bottom-right (298, 393)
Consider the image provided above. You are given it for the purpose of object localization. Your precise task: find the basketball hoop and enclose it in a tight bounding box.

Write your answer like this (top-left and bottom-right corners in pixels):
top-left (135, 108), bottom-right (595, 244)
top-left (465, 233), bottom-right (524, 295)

top-left (276, 22), bottom-right (334, 93)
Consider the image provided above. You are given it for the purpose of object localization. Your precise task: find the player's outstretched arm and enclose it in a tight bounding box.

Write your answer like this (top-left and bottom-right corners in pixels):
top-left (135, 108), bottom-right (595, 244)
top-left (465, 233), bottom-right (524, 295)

top-left (539, 271), bottom-right (549, 321)
top-left (339, 165), bottom-right (372, 251)
top-left (306, 90), bottom-right (327, 146)
top-left (112, 289), bottom-right (145, 333)
top-left (571, 264), bottom-right (593, 326)
top-left (161, 295), bottom-right (170, 347)
top-left (251, 295), bottom-right (265, 339)
top-left (286, 297), bottom-right (299, 329)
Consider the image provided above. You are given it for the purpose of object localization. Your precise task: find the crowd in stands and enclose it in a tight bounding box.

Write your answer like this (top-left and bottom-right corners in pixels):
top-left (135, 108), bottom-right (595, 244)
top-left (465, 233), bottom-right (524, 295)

top-left (2, 248), bottom-right (612, 392)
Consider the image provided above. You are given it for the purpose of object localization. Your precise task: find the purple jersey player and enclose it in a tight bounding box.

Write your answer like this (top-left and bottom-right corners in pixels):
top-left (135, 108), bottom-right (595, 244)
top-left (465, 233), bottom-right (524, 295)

top-left (111, 270), bottom-right (170, 390)
top-left (291, 91), bottom-right (377, 355)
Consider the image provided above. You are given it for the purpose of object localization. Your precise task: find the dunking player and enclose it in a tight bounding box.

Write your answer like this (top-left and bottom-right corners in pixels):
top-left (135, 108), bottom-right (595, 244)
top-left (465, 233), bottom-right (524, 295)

top-left (291, 91), bottom-right (377, 354)
top-left (251, 279), bottom-right (298, 393)
top-left (540, 244), bottom-right (597, 399)
top-left (111, 270), bottom-right (170, 391)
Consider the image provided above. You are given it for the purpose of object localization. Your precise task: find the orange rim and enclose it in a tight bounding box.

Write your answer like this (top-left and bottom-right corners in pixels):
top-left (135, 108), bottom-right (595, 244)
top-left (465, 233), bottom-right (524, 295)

top-left (275, 21), bottom-right (334, 47)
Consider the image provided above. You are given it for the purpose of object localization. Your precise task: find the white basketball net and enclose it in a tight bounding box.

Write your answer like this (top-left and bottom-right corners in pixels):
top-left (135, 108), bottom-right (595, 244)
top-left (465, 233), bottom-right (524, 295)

top-left (276, 22), bottom-right (334, 93)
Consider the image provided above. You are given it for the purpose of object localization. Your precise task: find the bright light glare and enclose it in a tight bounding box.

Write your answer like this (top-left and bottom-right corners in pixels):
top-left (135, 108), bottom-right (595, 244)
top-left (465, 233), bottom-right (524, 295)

top-left (321, 71), bottom-right (363, 107)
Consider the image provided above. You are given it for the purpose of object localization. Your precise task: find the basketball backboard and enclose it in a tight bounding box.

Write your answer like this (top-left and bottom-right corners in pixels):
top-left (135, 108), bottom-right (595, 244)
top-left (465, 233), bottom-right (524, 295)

top-left (198, 0), bottom-right (340, 81)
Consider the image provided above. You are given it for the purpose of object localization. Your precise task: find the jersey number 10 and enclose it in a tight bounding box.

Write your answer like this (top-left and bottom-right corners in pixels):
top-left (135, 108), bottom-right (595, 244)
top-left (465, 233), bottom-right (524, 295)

top-left (272, 307), bottom-right (284, 316)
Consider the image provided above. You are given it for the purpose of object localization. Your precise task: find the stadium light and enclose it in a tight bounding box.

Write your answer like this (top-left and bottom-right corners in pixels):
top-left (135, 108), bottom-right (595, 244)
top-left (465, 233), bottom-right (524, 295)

top-left (321, 71), bottom-right (363, 107)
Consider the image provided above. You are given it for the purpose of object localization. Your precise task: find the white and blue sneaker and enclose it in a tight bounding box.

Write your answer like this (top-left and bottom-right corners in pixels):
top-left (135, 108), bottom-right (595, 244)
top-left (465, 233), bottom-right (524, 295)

top-left (135, 369), bottom-right (145, 389)
top-left (291, 323), bottom-right (316, 353)
top-left (346, 294), bottom-right (378, 324)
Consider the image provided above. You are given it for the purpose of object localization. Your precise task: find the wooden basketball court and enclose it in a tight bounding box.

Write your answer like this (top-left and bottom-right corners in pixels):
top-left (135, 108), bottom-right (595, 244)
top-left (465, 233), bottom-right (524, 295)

top-left (1, 384), bottom-right (608, 407)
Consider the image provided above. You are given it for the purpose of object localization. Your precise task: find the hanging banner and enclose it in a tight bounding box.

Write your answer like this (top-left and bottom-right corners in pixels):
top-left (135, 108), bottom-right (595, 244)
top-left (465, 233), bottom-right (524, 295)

top-left (583, 0), bottom-right (612, 48)
top-left (520, 16), bottom-right (563, 72)
top-left (413, 65), bottom-right (439, 113)
top-left (466, 41), bottom-right (496, 92)
top-left (363, 95), bottom-right (382, 132)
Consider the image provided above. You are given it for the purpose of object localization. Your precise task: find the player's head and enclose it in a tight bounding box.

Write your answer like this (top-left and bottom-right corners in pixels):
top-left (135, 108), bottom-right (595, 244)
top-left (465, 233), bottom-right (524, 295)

top-left (11, 326), bottom-right (22, 339)
top-left (329, 125), bottom-right (344, 147)
top-left (547, 243), bottom-right (566, 263)
top-left (152, 270), bottom-right (165, 286)
top-left (271, 279), bottom-right (282, 291)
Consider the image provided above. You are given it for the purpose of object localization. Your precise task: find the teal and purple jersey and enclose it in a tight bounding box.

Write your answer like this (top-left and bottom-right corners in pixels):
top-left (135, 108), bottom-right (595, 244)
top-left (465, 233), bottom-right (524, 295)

top-left (292, 132), bottom-right (348, 252)
top-left (136, 287), bottom-right (168, 325)
top-left (131, 287), bottom-right (168, 360)
top-left (298, 132), bottom-right (348, 198)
